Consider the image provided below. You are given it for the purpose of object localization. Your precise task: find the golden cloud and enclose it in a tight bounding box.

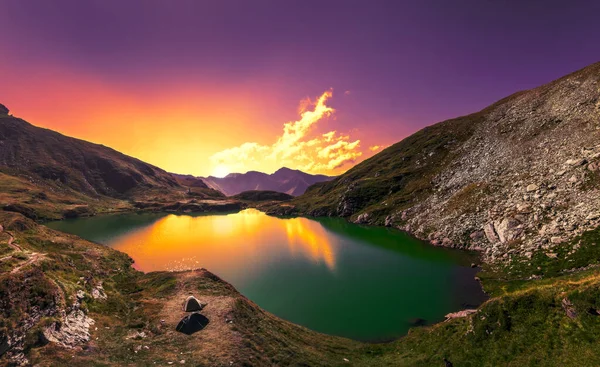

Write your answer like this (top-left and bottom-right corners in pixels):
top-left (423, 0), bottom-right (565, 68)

top-left (369, 145), bottom-right (384, 151)
top-left (209, 90), bottom-right (364, 175)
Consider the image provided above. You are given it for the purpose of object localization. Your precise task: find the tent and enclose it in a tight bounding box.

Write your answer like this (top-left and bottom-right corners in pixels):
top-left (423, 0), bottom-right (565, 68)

top-left (183, 295), bottom-right (205, 312)
top-left (176, 313), bottom-right (210, 335)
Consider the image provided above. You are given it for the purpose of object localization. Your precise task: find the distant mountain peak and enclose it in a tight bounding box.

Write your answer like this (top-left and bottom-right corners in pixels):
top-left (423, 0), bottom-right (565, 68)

top-left (274, 167), bottom-right (296, 173)
top-left (0, 103), bottom-right (9, 115)
top-left (201, 167), bottom-right (334, 196)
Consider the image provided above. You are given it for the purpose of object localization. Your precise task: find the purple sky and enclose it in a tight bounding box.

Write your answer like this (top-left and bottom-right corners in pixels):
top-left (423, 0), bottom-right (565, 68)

top-left (1, 0), bottom-right (599, 175)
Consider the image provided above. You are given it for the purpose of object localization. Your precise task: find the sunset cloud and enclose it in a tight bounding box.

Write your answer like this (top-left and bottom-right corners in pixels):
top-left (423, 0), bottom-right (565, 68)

top-left (209, 90), bottom-right (363, 175)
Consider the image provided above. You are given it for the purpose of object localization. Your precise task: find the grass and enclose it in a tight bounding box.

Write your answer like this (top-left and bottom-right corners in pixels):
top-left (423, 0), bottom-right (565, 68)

top-left (4, 209), bottom-right (600, 365)
top-left (479, 226), bottom-right (600, 297)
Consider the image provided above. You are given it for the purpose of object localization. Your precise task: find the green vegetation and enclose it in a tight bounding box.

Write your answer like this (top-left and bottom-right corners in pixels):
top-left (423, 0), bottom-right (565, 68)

top-left (3, 209), bottom-right (600, 366)
top-left (233, 190), bottom-right (294, 202)
top-left (477, 226), bottom-right (600, 296)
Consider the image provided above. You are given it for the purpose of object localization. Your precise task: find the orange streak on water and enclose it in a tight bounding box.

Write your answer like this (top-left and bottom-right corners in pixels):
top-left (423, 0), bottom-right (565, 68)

top-left (109, 209), bottom-right (337, 273)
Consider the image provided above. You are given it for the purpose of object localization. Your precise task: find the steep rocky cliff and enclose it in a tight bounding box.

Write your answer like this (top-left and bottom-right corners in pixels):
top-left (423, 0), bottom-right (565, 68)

top-left (291, 62), bottom-right (600, 264)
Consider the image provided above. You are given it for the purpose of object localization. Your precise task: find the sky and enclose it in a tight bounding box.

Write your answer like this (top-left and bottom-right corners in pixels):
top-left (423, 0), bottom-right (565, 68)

top-left (0, 0), bottom-right (599, 177)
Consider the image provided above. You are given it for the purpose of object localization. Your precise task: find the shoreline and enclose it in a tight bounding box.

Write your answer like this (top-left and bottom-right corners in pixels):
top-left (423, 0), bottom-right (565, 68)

top-left (40, 207), bottom-right (489, 344)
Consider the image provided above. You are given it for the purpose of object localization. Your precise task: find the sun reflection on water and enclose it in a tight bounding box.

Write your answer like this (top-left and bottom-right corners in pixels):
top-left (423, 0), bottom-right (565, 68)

top-left (109, 209), bottom-right (337, 273)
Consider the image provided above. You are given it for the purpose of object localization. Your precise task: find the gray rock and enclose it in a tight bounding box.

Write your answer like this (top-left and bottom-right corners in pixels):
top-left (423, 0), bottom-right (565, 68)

top-left (496, 217), bottom-right (523, 243)
top-left (42, 310), bottom-right (95, 348)
top-left (354, 212), bottom-right (370, 224)
top-left (484, 223), bottom-right (499, 244)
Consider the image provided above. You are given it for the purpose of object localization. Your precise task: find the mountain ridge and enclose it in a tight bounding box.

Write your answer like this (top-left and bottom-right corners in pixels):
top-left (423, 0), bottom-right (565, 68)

top-left (201, 167), bottom-right (334, 196)
top-left (0, 109), bottom-right (230, 219)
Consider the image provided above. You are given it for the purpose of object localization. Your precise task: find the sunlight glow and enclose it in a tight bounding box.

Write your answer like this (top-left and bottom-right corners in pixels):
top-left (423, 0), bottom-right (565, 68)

top-left (109, 209), bottom-right (338, 273)
top-left (211, 164), bottom-right (230, 178)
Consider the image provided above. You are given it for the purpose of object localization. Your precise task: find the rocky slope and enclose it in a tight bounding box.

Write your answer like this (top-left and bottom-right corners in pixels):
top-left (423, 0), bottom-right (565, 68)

top-left (287, 62), bottom-right (600, 266)
top-left (202, 167), bottom-right (333, 196)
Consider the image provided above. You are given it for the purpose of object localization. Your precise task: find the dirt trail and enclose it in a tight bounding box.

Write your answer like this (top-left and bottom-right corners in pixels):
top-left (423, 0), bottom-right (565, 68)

top-left (1, 223), bottom-right (45, 273)
top-left (0, 224), bottom-right (22, 251)
top-left (9, 252), bottom-right (45, 274)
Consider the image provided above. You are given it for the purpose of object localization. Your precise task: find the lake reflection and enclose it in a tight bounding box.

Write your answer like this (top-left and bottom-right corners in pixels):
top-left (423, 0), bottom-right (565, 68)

top-left (107, 209), bottom-right (338, 273)
top-left (47, 209), bottom-right (486, 341)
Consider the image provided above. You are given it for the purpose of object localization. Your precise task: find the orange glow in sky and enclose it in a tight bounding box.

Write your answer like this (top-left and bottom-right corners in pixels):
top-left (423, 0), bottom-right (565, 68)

top-left (0, 64), bottom-right (385, 177)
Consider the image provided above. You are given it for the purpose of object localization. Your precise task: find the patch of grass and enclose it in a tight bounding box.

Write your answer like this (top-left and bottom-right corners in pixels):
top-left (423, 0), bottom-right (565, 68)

top-left (481, 226), bottom-right (600, 293)
top-left (446, 182), bottom-right (492, 214)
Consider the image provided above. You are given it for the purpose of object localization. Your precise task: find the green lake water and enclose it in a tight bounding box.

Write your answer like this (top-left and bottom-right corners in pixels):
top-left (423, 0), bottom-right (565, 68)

top-left (47, 209), bottom-right (486, 341)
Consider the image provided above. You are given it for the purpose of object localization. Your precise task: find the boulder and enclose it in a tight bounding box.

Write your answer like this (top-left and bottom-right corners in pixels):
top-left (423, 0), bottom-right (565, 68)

top-left (42, 310), bottom-right (95, 348)
top-left (354, 213), bottom-right (370, 224)
top-left (495, 217), bottom-right (523, 243)
top-left (483, 223), bottom-right (499, 243)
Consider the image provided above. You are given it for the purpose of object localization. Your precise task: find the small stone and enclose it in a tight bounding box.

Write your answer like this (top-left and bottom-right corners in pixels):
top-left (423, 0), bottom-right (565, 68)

top-left (586, 213), bottom-right (599, 220)
top-left (550, 236), bottom-right (564, 244)
top-left (526, 184), bottom-right (539, 192)
top-left (470, 231), bottom-right (484, 240)
top-left (180, 360), bottom-right (186, 364)
top-left (566, 158), bottom-right (587, 166)
top-left (516, 203), bottom-right (531, 213)
top-left (568, 175), bottom-right (578, 183)
top-left (562, 298), bottom-right (578, 319)
top-left (545, 252), bottom-right (557, 258)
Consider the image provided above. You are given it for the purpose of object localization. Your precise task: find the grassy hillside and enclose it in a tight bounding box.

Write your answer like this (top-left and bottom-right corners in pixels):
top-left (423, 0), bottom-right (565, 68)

top-left (2, 211), bottom-right (600, 366)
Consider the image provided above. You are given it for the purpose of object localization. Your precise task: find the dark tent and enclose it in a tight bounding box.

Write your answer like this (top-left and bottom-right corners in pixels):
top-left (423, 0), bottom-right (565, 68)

top-left (183, 296), bottom-right (205, 312)
top-left (175, 313), bottom-right (210, 335)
